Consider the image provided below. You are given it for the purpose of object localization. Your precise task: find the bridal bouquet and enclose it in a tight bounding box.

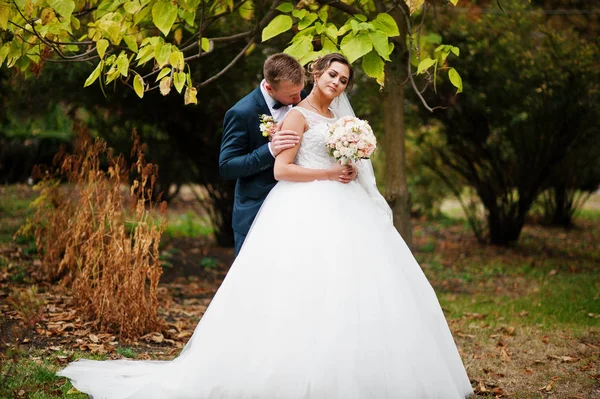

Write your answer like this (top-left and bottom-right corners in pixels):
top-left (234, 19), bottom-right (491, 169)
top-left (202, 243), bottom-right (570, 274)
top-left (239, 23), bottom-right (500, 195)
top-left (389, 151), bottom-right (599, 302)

top-left (259, 114), bottom-right (277, 140)
top-left (326, 116), bottom-right (377, 165)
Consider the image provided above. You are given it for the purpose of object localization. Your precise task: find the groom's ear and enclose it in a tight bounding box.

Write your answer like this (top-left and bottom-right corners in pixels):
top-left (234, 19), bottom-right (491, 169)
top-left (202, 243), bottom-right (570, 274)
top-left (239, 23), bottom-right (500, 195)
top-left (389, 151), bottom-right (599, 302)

top-left (264, 82), bottom-right (273, 94)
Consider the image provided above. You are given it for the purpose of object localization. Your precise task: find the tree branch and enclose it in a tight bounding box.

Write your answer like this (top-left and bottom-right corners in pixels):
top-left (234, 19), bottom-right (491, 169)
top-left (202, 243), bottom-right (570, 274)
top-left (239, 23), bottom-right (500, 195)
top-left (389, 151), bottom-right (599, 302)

top-left (396, 1), bottom-right (440, 112)
top-left (195, 40), bottom-right (253, 88)
top-left (317, 0), bottom-right (362, 15)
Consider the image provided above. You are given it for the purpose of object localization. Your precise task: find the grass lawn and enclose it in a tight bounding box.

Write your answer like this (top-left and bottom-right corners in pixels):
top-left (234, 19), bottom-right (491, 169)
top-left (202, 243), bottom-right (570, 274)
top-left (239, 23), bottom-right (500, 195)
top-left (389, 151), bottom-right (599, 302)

top-left (1, 184), bottom-right (598, 398)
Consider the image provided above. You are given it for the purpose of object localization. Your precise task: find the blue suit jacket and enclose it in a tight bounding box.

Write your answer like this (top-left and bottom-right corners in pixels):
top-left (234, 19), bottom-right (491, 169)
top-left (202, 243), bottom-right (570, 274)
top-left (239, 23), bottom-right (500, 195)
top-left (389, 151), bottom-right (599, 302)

top-left (219, 87), bottom-right (277, 236)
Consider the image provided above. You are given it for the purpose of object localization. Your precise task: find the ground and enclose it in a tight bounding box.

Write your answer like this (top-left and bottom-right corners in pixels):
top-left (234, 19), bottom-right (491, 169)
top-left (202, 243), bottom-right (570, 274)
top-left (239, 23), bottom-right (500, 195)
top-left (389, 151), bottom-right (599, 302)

top-left (0, 184), bottom-right (598, 398)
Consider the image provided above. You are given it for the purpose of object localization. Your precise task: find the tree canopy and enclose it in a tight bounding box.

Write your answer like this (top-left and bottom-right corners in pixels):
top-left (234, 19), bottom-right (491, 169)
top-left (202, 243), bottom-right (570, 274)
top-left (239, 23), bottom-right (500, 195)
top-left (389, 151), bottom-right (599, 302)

top-left (0, 0), bottom-right (463, 103)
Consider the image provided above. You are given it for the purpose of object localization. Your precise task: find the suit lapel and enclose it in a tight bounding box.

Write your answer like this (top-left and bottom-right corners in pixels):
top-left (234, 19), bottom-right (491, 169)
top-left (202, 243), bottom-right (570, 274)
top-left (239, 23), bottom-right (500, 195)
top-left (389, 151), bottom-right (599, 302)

top-left (252, 86), bottom-right (271, 144)
top-left (254, 86), bottom-right (271, 116)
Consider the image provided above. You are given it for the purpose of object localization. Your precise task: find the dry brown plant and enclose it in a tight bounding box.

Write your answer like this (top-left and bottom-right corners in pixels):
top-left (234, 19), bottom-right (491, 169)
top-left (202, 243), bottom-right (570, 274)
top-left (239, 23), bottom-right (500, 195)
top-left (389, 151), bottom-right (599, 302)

top-left (18, 131), bottom-right (166, 338)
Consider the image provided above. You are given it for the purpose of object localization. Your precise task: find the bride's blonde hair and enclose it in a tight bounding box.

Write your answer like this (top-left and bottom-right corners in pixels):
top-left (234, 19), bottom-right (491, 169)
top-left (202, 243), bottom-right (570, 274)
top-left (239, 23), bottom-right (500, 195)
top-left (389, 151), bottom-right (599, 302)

top-left (307, 53), bottom-right (354, 89)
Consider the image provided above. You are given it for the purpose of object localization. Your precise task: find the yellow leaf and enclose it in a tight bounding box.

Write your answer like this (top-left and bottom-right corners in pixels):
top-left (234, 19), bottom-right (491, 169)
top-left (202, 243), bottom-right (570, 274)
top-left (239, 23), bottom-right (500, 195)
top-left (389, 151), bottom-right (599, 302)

top-left (96, 39), bottom-right (109, 59)
top-left (159, 76), bottom-right (171, 96)
top-left (184, 86), bottom-right (197, 105)
top-left (174, 28), bottom-right (182, 45)
top-left (133, 74), bottom-right (144, 98)
top-left (0, 2), bottom-right (10, 30)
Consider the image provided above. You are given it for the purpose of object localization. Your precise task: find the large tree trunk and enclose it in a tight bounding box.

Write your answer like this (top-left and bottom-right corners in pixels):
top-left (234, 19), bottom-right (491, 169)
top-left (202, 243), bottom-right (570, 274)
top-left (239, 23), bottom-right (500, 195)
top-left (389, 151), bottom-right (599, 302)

top-left (382, 7), bottom-right (412, 248)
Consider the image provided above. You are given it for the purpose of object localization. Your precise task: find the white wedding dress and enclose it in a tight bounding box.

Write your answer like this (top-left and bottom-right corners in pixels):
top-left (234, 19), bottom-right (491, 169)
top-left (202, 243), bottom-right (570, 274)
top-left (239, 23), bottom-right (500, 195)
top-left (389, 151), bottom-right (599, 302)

top-left (58, 107), bottom-right (473, 398)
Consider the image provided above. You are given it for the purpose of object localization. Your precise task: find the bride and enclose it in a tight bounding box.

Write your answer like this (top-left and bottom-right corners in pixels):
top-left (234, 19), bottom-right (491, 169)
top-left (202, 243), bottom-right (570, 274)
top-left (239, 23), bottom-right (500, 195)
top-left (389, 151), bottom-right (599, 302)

top-left (58, 53), bottom-right (474, 398)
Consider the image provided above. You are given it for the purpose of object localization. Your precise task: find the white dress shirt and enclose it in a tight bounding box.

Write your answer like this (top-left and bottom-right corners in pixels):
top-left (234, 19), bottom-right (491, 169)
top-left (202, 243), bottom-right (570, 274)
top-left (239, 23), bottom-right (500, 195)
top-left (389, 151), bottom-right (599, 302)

top-left (260, 80), bottom-right (293, 157)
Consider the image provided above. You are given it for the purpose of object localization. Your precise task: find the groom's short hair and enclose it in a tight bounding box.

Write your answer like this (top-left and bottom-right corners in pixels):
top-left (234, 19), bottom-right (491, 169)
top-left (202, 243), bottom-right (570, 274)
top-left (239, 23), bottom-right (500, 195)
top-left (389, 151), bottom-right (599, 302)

top-left (263, 53), bottom-right (305, 88)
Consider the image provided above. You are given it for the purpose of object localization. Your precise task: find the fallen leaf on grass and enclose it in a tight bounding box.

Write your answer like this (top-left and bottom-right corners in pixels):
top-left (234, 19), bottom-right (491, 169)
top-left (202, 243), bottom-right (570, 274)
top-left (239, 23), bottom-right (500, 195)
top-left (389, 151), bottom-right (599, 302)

top-left (474, 380), bottom-right (505, 396)
top-left (539, 376), bottom-right (560, 392)
top-left (79, 343), bottom-right (112, 355)
top-left (580, 362), bottom-right (594, 372)
top-left (547, 355), bottom-right (579, 363)
top-left (524, 368), bottom-right (533, 374)
top-left (542, 335), bottom-right (550, 344)
top-left (140, 332), bottom-right (164, 343)
top-left (500, 347), bottom-right (511, 361)
top-left (463, 312), bottom-right (486, 320)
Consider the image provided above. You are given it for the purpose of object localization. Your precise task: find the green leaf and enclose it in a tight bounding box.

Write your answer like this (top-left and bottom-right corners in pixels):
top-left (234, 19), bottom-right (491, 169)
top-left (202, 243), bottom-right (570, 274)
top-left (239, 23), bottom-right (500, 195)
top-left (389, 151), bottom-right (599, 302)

top-left (84, 61), bottom-right (104, 87)
top-left (96, 39), bottom-right (109, 59)
top-left (134, 5), bottom-right (151, 26)
top-left (354, 14), bottom-right (367, 22)
top-left (417, 57), bottom-right (437, 74)
top-left (156, 67), bottom-right (171, 82)
top-left (276, 2), bottom-right (293, 13)
top-left (200, 37), bottom-right (210, 52)
top-left (136, 44), bottom-right (154, 65)
top-left (362, 50), bottom-right (385, 85)
top-left (115, 52), bottom-right (129, 76)
top-left (337, 20), bottom-right (353, 36)
top-left (173, 71), bottom-right (185, 93)
top-left (169, 49), bottom-right (184, 70)
top-left (283, 35), bottom-right (313, 64)
top-left (123, 35), bottom-right (138, 53)
top-left (324, 23), bottom-right (337, 41)
top-left (0, 2), bottom-right (10, 30)
top-left (451, 46), bottom-right (460, 57)
top-left (291, 9), bottom-right (307, 20)
top-left (369, 30), bottom-right (391, 61)
top-left (70, 15), bottom-right (80, 29)
top-left (372, 13), bottom-right (399, 37)
top-left (298, 12), bottom-right (318, 30)
top-left (449, 0), bottom-right (458, 5)
top-left (448, 67), bottom-right (463, 93)
top-left (0, 44), bottom-right (10, 67)
top-left (152, 1), bottom-right (178, 36)
top-left (47, 0), bottom-right (75, 18)
top-left (133, 73), bottom-right (144, 98)
top-left (239, 1), bottom-right (253, 20)
top-left (314, 22), bottom-right (323, 34)
top-left (177, 9), bottom-right (194, 26)
top-left (340, 32), bottom-right (373, 64)
top-left (154, 41), bottom-right (171, 68)
top-left (350, 19), bottom-right (360, 34)
top-left (124, 0), bottom-right (141, 14)
top-left (318, 8), bottom-right (328, 23)
top-left (261, 14), bottom-right (292, 42)
top-left (321, 35), bottom-right (337, 52)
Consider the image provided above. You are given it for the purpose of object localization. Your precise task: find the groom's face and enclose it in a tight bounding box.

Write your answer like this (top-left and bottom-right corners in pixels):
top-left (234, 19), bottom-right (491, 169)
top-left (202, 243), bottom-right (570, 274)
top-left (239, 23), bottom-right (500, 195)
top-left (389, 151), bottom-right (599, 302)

top-left (266, 80), bottom-right (304, 106)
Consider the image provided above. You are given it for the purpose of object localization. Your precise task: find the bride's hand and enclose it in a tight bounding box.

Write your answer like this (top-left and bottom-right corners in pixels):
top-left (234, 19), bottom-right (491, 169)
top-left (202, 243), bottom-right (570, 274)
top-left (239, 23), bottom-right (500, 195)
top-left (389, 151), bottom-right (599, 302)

top-left (338, 162), bottom-right (357, 184)
top-left (327, 162), bottom-right (352, 183)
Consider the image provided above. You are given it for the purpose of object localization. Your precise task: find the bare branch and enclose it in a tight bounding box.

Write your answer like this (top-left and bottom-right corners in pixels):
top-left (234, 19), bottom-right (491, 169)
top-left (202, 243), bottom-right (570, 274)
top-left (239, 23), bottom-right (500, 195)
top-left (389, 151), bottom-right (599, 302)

top-left (196, 40), bottom-right (253, 88)
top-left (397, 1), bottom-right (439, 112)
top-left (317, 0), bottom-right (362, 15)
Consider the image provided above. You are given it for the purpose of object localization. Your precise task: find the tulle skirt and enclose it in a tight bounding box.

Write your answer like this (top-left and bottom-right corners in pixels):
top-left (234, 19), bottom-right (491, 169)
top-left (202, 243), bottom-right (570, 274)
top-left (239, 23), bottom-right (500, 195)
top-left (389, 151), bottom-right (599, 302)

top-left (57, 180), bottom-right (473, 398)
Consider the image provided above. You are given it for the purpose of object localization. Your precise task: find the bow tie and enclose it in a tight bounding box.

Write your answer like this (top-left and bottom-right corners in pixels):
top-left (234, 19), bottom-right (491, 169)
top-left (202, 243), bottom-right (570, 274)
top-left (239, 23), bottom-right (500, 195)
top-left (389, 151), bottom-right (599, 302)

top-left (272, 101), bottom-right (287, 110)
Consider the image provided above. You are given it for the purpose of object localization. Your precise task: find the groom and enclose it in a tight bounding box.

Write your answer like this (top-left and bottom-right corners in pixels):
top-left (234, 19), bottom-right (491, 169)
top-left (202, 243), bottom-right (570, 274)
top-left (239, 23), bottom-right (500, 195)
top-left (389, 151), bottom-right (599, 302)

top-left (219, 53), bottom-right (305, 255)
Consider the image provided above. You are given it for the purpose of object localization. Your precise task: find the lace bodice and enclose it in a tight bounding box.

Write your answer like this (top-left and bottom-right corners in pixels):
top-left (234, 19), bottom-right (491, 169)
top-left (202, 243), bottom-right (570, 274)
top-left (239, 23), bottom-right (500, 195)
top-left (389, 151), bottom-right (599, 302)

top-left (290, 107), bottom-right (337, 170)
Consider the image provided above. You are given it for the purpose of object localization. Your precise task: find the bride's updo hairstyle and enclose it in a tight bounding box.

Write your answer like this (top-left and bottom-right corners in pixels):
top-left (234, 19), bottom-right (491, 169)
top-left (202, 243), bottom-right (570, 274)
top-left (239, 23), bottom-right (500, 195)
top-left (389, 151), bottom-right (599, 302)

top-left (307, 53), bottom-right (354, 89)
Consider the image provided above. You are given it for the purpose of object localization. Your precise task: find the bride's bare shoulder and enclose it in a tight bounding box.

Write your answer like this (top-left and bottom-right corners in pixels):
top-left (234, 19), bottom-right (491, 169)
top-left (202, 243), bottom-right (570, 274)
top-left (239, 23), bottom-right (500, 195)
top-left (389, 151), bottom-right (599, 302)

top-left (282, 108), bottom-right (308, 133)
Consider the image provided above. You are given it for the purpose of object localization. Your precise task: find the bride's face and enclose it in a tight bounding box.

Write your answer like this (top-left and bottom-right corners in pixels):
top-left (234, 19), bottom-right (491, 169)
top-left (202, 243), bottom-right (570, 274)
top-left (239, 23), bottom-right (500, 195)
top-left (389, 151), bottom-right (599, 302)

top-left (315, 62), bottom-right (350, 99)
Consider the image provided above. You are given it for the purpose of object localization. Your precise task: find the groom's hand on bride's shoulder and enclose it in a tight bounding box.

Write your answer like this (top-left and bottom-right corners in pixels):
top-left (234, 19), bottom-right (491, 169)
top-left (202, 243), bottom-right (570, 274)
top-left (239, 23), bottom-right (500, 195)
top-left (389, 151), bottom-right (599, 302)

top-left (271, 129), bottom-right (300, 157)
